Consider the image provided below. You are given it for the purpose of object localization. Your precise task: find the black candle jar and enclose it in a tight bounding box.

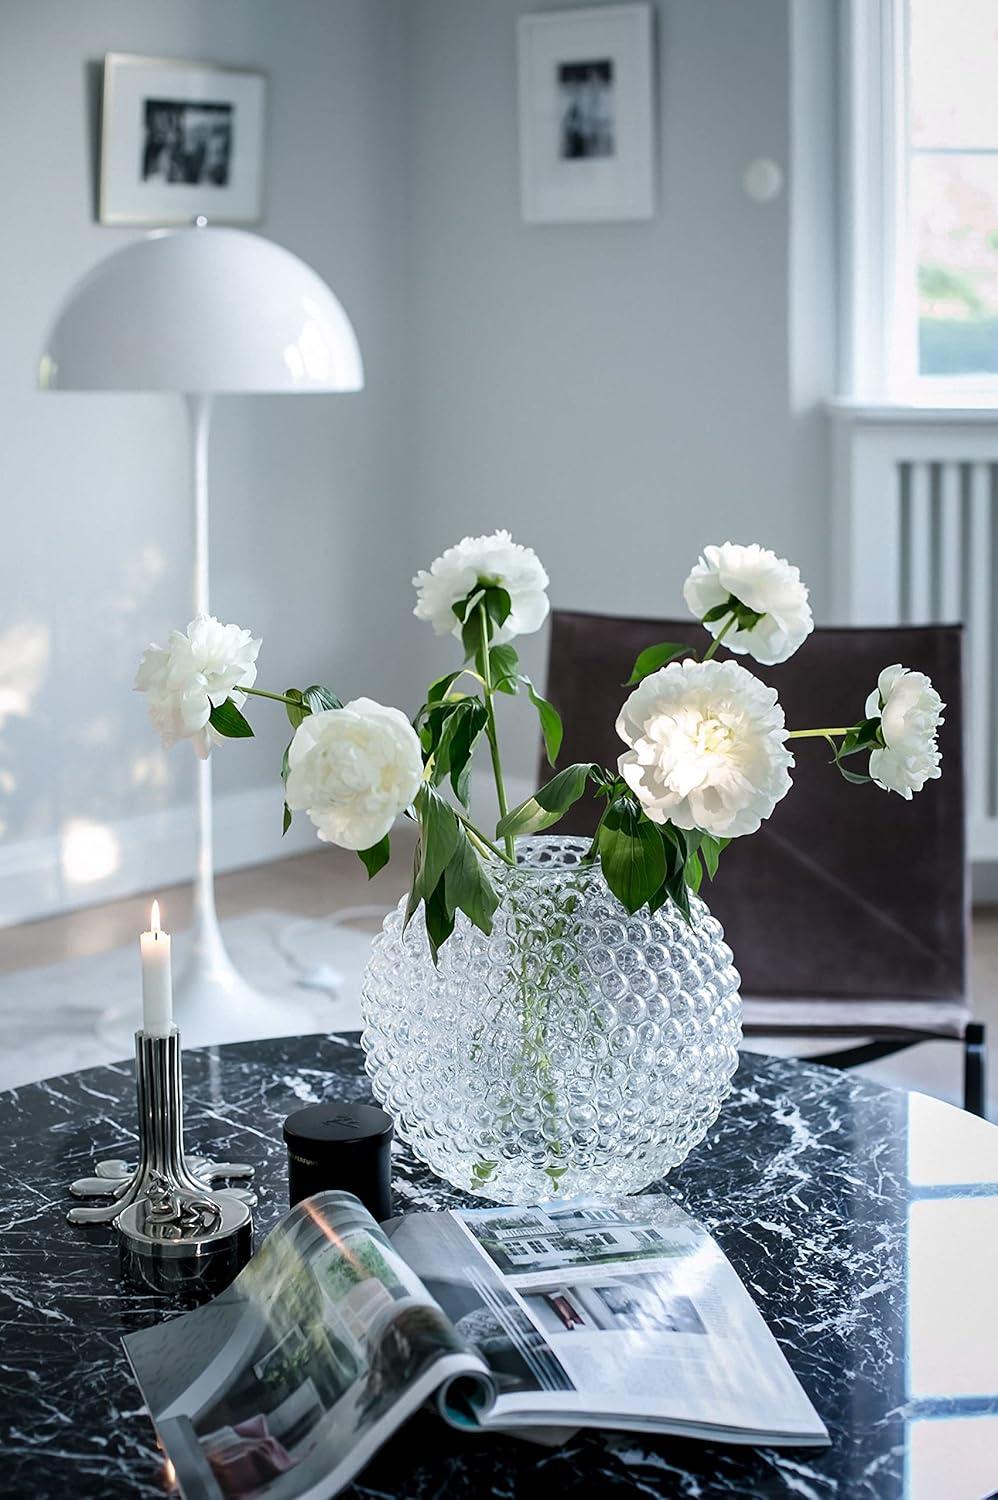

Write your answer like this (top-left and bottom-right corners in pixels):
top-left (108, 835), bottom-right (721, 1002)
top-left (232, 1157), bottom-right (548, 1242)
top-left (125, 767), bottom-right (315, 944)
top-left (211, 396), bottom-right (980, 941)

top-left (283, 1101), bottom-right (393, 1222)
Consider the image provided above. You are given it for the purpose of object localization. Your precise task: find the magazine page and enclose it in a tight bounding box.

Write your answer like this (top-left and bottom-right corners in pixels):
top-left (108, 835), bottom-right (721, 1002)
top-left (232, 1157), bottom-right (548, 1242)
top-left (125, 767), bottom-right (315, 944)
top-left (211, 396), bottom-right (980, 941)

top-left (124, 1191), bottom-right (493, 1500)
top-left (389, 1196), bottom-right (828, 1447)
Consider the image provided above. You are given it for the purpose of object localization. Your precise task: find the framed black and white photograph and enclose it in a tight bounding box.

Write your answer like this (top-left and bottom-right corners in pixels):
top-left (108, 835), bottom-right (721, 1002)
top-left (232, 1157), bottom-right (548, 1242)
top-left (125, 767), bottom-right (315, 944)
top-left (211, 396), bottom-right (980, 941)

top-left (99, 53), bottom-right (266, 226)
top-left (518, 5), bottom-right (654, 224)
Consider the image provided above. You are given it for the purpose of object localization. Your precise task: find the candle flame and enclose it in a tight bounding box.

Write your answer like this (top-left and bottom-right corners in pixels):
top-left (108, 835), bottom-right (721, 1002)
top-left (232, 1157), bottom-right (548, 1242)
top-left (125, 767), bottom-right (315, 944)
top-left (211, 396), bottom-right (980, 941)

top-left (151, 899), bottom-right (161, 934)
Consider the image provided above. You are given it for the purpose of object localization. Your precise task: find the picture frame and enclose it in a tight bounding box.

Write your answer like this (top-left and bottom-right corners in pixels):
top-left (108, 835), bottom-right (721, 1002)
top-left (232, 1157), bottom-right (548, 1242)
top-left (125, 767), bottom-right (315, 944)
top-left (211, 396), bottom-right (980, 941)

top-left (99, 53), bottom-right (267, 226)
top-left (518, 4), bottom-right (655, 225)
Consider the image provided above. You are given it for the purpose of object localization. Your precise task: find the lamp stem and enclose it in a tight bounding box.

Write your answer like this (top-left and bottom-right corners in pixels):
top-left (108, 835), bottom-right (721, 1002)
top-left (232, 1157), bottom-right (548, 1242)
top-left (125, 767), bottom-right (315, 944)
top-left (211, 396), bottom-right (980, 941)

top-left (186, 395), bottom-right (223, 968)
top-left (190, 393), bottom-right (213, 617)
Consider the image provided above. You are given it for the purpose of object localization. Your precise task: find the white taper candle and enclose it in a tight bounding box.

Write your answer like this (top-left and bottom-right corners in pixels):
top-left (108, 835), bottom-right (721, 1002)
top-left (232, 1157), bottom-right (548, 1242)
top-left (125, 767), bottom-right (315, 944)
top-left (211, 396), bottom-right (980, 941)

top-left (140, 900), bottom-right (173, 1037)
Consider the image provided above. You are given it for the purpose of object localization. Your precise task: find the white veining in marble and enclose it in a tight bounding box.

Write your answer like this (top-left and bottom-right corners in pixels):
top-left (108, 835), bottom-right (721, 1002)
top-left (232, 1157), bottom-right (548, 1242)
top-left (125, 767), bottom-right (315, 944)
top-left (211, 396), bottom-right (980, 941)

top-left (1, 1039), bottom-right (996, 1499)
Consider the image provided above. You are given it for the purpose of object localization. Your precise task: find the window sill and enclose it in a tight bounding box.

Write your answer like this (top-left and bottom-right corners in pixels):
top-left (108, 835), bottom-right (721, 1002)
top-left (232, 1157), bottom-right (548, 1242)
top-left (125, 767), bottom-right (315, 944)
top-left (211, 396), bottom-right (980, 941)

top-left (829, 396), bottom-right (998, 425)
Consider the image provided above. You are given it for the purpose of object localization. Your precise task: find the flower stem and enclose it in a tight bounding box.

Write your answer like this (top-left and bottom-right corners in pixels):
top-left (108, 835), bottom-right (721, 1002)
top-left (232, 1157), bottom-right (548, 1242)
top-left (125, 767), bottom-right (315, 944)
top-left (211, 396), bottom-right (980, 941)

top-left (787, 726), bottom-right (856, 740)
top-left (479, 603), bottom-right (515, 860)
top-left (701, 611), bottom-right (737, 661)
top-left (457, 811), bottom-right (515, 866)
top-left (240, 685), bottom-right (305, 709)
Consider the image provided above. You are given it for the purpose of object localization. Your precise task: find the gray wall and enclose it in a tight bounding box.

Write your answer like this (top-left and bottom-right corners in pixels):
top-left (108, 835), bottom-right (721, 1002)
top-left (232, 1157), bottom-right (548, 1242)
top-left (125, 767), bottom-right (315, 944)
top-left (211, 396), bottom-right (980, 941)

top-left (404, 0), bottom-right (838, 790)
top-left (0, 0), bottom-right (841, 917)
top-left (0, 0), bottom-right (413, 918)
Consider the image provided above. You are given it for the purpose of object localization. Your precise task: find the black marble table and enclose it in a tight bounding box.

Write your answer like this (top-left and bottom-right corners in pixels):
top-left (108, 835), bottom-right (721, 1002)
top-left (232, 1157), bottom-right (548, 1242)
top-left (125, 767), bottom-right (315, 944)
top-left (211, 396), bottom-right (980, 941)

top-left (1, 1034), bottom-right (997, 1500)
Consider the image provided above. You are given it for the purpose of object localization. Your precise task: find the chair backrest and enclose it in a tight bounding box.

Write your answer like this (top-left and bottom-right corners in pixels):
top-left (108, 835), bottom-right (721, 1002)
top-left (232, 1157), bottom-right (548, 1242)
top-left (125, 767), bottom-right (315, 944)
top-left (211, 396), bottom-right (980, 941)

top-left (544, 610), bottom-right (968, 1003)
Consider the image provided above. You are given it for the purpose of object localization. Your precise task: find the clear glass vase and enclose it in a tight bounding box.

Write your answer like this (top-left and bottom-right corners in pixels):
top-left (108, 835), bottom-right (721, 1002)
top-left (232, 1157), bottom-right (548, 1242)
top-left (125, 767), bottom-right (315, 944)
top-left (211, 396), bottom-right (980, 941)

top-left (361, 835), bottom-right (741, 1204)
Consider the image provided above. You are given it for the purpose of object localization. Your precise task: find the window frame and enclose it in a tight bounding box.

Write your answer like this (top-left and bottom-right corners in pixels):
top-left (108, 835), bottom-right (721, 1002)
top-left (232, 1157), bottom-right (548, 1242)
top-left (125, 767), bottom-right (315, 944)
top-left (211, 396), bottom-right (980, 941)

top-left (840, 0), bottom-right (998, 402)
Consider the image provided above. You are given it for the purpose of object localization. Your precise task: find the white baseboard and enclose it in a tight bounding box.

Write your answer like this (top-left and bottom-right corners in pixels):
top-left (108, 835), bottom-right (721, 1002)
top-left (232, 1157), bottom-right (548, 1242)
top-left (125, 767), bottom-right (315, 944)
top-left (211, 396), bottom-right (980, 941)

top-left (0, 769), bottom-right (545, 929)
top-left (0, 785), bottom-right (317, 928)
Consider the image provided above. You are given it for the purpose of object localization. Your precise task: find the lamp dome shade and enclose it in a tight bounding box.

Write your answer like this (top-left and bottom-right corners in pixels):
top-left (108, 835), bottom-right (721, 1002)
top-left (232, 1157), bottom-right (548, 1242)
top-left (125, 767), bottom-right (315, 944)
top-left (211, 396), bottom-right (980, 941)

top-left (39, 227), bottom-right (364, 394)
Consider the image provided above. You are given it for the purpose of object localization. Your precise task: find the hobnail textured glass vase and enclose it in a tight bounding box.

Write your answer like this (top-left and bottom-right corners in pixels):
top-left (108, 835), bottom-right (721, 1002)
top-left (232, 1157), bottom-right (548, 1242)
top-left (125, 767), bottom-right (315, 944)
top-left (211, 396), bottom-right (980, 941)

top-left (361, 835), bottom-right (742, 1204)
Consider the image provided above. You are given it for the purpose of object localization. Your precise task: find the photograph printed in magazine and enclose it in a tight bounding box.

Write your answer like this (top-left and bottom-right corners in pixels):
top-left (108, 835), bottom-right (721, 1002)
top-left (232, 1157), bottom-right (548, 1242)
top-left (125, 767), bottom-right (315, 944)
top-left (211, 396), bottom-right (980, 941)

top-left (124, 1190), bottom-right (827, 1499)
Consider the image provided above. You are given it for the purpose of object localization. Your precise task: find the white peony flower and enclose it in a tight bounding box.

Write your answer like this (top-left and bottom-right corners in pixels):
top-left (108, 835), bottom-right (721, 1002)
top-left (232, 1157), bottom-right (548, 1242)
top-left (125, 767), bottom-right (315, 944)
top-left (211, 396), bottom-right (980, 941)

top-left (135, 615), bottom-right (260, 760)
top-left (413, 529), bottom-right (549, 645)
top-left (284, 698), bottom-right (423, 851)
top-left (683, 542), bottom-right (813, 665)
top-left (865, 664), bottom-right (943, 799)
top-left (616, 658), bottom-right (794, 838)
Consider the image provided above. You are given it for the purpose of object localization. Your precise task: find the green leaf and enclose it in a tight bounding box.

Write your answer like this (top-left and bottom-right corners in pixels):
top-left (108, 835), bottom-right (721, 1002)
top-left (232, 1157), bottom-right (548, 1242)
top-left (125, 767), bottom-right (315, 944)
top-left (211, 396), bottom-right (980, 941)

top-left (666, 867), bottom-right (693, 924)
top-left (497, 762), bottom-right (598, 838)
top-left (836, 763), bottom-right (874, 785)
top-left (417, 698), bottom-right (453, 756)
top-left (701, 602), bottom-right (732, 624)
top-left (282, 803), bottom-right (292, 836)
top-left (489, 644), bottom-right (520, 695)
top-left (461, 607), bottom-right (488, 662)
top-left (303, 684), bottom-right (343, 714)
top-left (208, 698), bottom-right (254, 738)
top-left (443, 831), bottom-right (500, 935)
top-left (447, 701), bottom-right (489, 807)
top-left (424, 879), bottom-right (456, 964)
top-left (426, 669), bottom-right (463, 705)
top-left (482, 585), bottom-right (512, 631)
top-left (678, 827), bottom-right (703, 861)
top-left (625, 641), bottom-right (693, 686)
top-left (597, 799), bottom-right (667, 915)
top-left (731, 600), bottom-right (764, 631)
top-left (358, 835), bottom-right (390, 879)
top-left (281, 741), bottom-right (292, 784)
top-left (700, 834), bottom-right (728, 880)
top-left (428, 698), bottom-right (488, 808)
top-left (684, 850), bottom-right (704, 894)
top-left (836, 717), bottom-right (882, 760)
top-left (457, 585), bottom-right (512, 660)
top-left (523, 677), bottom-right (564, 766)
top-left (452, 586), bottom-right (485, 624)
top-left (403, 843), bottom-right (422, 930)
top-left (284, 688), bottom-right (307, 729)
top-left (647, 825), bottom-right (697, 921)
top-left (416, 785), bottom-right (461, 899)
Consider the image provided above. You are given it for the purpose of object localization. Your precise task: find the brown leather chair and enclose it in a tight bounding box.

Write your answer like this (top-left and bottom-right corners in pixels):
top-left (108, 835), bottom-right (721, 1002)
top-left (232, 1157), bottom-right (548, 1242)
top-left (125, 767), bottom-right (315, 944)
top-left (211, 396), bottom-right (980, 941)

top-left (543, 609), bottom-right (986, 1115)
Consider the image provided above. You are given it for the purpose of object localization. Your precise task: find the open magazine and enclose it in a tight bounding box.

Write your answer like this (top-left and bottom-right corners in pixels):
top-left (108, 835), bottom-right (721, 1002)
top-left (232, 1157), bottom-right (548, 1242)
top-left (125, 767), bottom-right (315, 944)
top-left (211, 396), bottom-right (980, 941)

top-left (124, 1190), bottom-right (828, 1499)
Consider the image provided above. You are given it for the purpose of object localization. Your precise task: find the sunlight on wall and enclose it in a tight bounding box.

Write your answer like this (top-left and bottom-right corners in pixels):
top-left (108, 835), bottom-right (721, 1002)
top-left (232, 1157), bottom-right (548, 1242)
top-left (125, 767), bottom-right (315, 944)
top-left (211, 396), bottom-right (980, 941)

top-left (60, 819), bottom-right (121, 885)
top-left (0, 622), bottom-right (50, 728)
top-left (79, 716), bottom-right (118, 748)
top-left (114, 546), bottom-right (168, 617)
top-left (131, 752), bottom-right (170, 790)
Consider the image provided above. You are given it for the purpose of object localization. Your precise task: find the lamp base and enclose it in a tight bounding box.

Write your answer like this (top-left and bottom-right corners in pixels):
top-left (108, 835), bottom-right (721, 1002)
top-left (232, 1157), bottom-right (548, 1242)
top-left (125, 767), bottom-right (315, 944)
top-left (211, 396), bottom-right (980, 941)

top-left (97, 927), bottom-right (323, 1056)
top-left (171, 941), bottom-right (321, 1048)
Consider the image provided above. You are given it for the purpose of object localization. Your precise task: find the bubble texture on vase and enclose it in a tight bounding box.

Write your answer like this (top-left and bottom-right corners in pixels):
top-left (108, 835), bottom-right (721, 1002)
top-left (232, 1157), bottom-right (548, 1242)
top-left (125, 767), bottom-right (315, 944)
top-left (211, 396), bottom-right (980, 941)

top-left (362, 836), bottom-right (742, 1203)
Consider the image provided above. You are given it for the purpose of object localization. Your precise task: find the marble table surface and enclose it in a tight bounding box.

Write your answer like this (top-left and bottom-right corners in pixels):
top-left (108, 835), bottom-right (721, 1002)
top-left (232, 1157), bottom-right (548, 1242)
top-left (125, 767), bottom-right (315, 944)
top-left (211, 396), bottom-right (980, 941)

top-left (1, 1034), bottom-right (997, 1500)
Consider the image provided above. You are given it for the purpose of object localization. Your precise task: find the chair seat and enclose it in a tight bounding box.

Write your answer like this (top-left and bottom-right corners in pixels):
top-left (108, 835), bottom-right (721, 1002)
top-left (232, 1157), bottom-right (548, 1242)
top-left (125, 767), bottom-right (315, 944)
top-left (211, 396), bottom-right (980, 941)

top-left (742, 994), bottom-right (972, 1041)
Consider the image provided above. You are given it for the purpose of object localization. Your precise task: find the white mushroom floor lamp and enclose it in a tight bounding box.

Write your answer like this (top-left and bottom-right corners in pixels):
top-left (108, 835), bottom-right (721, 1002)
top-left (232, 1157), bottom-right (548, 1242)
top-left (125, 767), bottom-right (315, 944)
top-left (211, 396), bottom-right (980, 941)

top-left (40, 226), bottom-right (364, 1046)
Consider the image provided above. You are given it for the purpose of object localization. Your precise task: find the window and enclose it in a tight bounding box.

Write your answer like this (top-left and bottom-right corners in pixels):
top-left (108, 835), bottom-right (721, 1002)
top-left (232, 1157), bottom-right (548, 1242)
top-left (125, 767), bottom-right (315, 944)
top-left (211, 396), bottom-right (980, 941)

top-left (843, 0), bottom-right (998, 397)
top-left (909, 0), bottom-right (998, 382)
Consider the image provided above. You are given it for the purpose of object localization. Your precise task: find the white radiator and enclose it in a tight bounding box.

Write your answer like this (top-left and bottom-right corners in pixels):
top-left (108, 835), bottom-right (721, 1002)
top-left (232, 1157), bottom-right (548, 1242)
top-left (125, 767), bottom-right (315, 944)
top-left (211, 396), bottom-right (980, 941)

top-left (831, 404), bottom-right (998, 860)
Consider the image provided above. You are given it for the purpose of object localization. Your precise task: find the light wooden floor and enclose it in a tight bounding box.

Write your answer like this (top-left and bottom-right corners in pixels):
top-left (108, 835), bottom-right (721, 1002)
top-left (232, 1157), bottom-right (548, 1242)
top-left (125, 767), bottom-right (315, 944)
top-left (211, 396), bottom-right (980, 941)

top-left (0, 845), bottom-right (413, 976)
top-left (2, 845), bottom-right (995, 1116)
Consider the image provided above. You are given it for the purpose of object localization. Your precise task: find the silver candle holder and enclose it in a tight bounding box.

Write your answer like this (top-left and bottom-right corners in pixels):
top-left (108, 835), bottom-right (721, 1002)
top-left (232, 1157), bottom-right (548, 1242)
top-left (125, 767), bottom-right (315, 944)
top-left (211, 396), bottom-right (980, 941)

top-left (68, 1028), bottom-right (254, 1292)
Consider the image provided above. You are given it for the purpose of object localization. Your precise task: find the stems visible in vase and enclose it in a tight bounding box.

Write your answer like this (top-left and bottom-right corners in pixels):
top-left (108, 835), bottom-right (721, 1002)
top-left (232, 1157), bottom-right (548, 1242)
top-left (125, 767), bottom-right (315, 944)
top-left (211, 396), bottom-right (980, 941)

top-left (479, 602), bottom-right (515, 861)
